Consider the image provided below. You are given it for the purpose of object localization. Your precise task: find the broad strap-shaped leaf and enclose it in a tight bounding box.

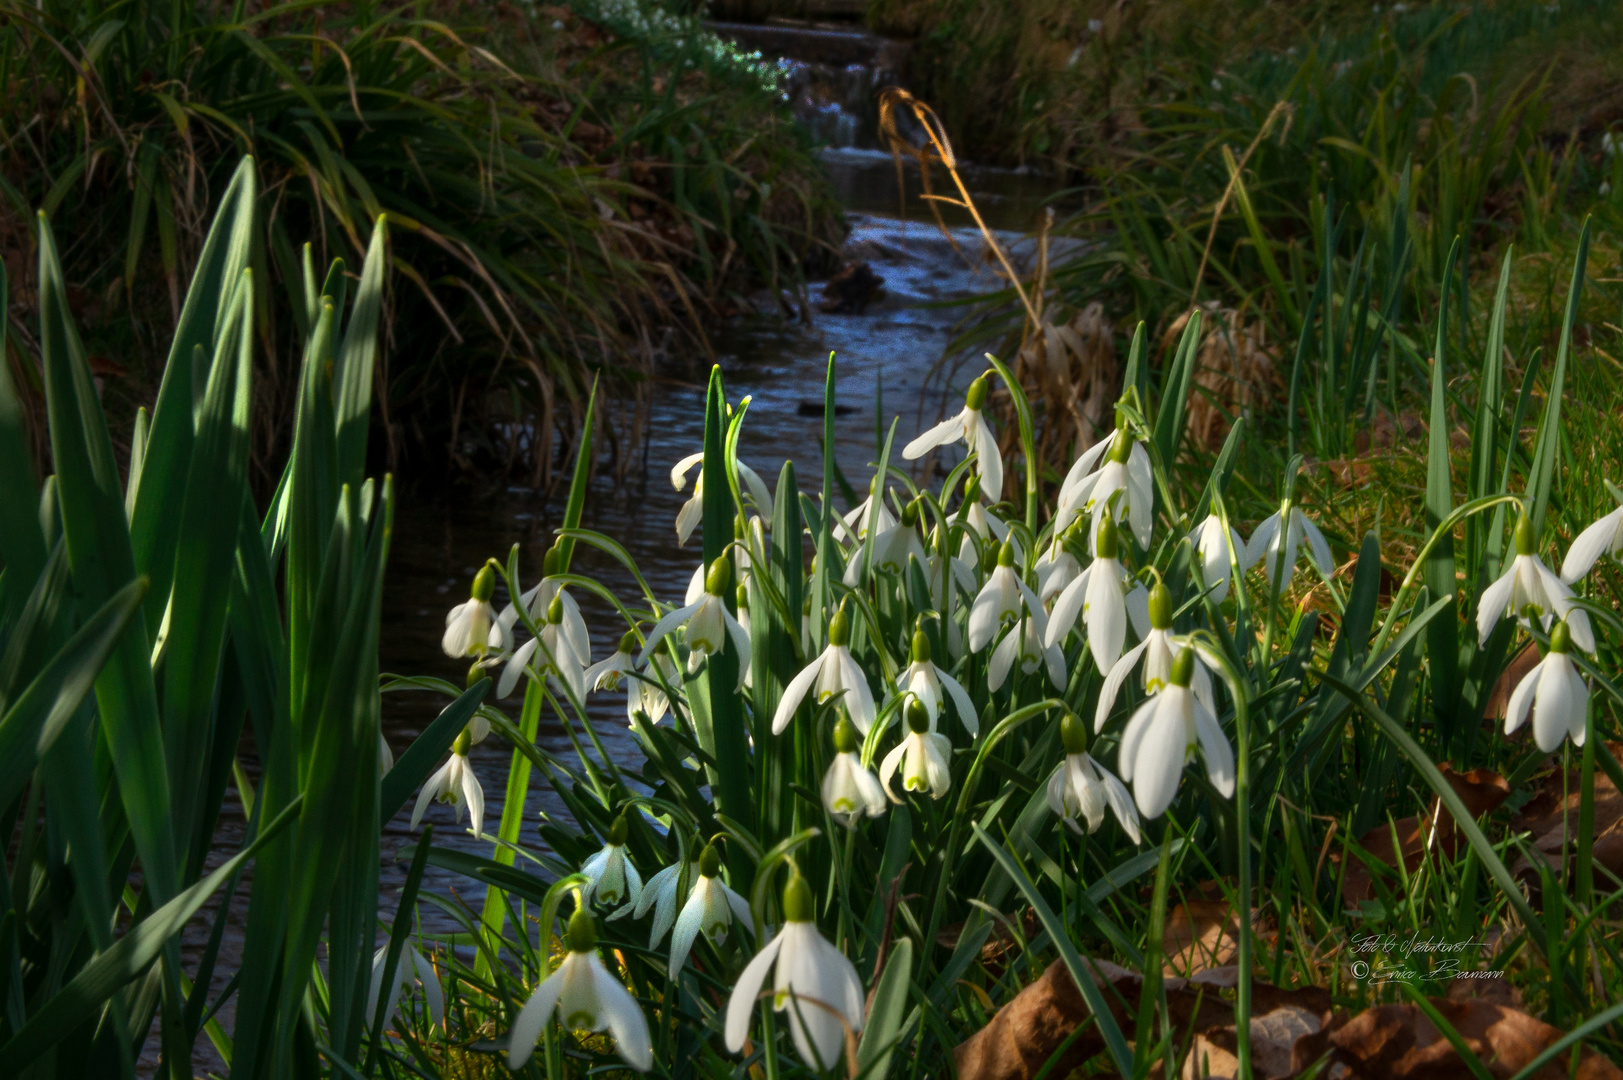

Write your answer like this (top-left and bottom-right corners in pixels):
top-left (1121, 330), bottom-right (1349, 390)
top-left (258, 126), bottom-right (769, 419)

top-left (0, 263), bottom-right (46, 623)
top-left (37, 212), bottom-right (179, 905)
top-left (128, 158), bottom-right (257, 641)
top-left (1425, 239), bottom-right (1461, 737)
top-left (0, 796), bottom-right (302, 1075)
top-left (380, 679), bottom-right (490, 823)
top-left (1526, 218), bottom-right (1590, 537)
top-left (333, 217), bottom-right (388, 490)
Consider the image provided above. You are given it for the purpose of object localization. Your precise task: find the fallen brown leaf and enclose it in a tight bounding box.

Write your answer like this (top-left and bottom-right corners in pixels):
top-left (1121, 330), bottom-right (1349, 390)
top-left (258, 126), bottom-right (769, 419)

top-left (1340, 763), bottom-right (1510, 904)
top-left (1484, 641), bottom-right (1540, 721)
top-left (1509, 742), bottom-right (1623, 886)
top-left (1291, 1000), bottom-right (1623, 1079)
top-left (1165, 900), bottom-right (1244, 976)
top-left (1183, 1004), bottom-right (1323, 1079)
top-left (952, 959), bottom-right (1325, 1080)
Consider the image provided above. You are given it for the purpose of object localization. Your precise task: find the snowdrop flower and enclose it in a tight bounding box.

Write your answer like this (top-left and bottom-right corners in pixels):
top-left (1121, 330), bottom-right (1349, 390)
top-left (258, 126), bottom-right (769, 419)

top-left (1035, 525), bottom-right (1084, 602)
top-left (368, 941), bottom-right (444, 1029)
top-left (641, 554), bottom-right (751, 685)
top-left (879, 701), bottom-right (953, 802)
top-left (969, 540), bottom-right (1042, 652)
top-left (1047, 510), bottom-right (1137, 671)
top-left (1478, 515), bottom-right (1594, 651)
top-left (627, 649), bottom-right (681, 727)
top-left (823, 716), bottom-right (887, 825)
top-left (585, 629), bottom-right (640, 692)
top-left (671, 449), bottom-right (774, 547)
top-left (897, 626), bottom-right (977, 735)
top-left (1118, 648), bottom-right (1235, 819)
top-left (1046, 714), bottom-right (1141, 843)
top-left (773, 602), bottom-right (876, 734)
top-left (410, 729), bottom-right (485, 837)
top-left (1246, 503), bottom-right (1334, 594)
top-left (496, 547), bottom-right (590, 658)
top-left (835, 479), bottom-right (898, 546)
top-left (1505, 620), bottom-right (1589, 752)
top-left (858, 500), bottom-right (928, 581)
top-left (1095, 582), bottom-right (1214, 730)
top-left (950, 474), bottom-right (1011, 552)
top-left (1562, 491), bottom-right (1623, 583)
top-left (509, 907), bottom-right (652, 1071)
top-left (903, 374), bottom-right (1003, 503)
top-left (668, 844), bottom-right (752, 977)
top-left (724, 871), bottom-right (865, 1070)
top-left (499, 593), bottom-right (591, 701)
top-left (1056, 425), bottom-right (1153, 548)
top-left (636, 859), bottom-right (687, 953)
top-left (1189, 513), bottom-right (1251, 604)
top-left (989, 610), bottom-right (1067, 692)
top-left (581, 814), bottom-right (643, 909)
top-left (442, 563), bottom-right (503, 659)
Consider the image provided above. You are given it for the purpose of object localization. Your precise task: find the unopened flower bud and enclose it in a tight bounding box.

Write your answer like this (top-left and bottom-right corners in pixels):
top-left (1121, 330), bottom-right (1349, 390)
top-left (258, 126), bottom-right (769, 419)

top-left (618, 628), bottom-right (639, 654)
top-left (564, 905), bottom-right (597, 952)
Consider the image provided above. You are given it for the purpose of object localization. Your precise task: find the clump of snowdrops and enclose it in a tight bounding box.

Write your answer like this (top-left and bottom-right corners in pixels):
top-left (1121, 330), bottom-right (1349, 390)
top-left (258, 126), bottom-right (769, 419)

top-left (397, 239), bottom-right (1621, 1077)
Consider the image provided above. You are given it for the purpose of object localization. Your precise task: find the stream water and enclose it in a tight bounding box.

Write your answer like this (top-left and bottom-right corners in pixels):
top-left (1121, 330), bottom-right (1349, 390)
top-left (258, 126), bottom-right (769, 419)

top-left (164, 72), bottom-right (1066, 1076)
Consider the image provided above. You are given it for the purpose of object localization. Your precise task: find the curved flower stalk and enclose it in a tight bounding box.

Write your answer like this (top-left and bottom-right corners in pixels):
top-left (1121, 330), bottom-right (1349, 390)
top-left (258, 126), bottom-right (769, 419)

top-left (880, 701), bottom-right (953, 801)
top-left (627, 648), bottom-right (682, 727)
top-left (509, 907), bottom-right (653, 1072)
top-left (1246, 503), bottom-right (1333, 594)
top-left (581, 814), bottom-right (643, 910)
top-left (897, 626), bottom-right (977, 734)
top-left (641, 554), bottom-right (751, 686)
top-left (442, 563), bottom-right (503, 659)
top-left (411, 725), bottom-right (486, 837)
top-left (1095, 582), bottom-right (1214, 730)
top-left (1047, 511), bottom-right (1146, 672)
top-left (1189, 514), bottom-right (1252, 604)
top-left (823, 717), bottom-right (887, 825)
top-left (903, 374), bottom-right (1003, 502)
top-left (969, 540), bottom-right (1044, 653)
top-left (668, 843), bottom-right (752, 978)
top-left (773, 602), bottom-right (876, 734)
top-left (499, 594), bottom-right (590, 701)
top-left (1056, 425), bottom-right (1153, 548)
top-left (1046, 714), bottom-right (1140, 843)
top-left (1505, 620), bottom-right (1589, 752)
top-left (1563, 493), bottom-right (1623, 583)
top-left (368, 941), bottom-right (444, 1030)
top-left (1478, 515), bottom-right (1595, 651)
top-left (1119, 648), bottom-right (1235, 818)
top-left (497, 548), bottom-right (590, 658)
top-left (671, 449), bottom-right (774, 547)
top-left (586, 629), bottom-right (639, 692)
top-left (724, 871), bottom-right (865, 1070)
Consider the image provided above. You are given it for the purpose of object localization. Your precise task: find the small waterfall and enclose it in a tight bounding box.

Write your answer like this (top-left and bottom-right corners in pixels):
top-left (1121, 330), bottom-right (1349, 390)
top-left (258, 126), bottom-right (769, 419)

top-left (706, 20), bottom-right (910, 149)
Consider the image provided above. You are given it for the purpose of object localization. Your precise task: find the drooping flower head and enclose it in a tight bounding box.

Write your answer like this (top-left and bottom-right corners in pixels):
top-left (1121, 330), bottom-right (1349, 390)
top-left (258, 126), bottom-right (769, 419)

top-left (442, 562), bottom-right (503, 660)
top-left (410, 726), bottom-right (485, 837)
top-left (1505, 619), bottom-right (1590, 752)
top-left (1479, 514), bottom-right (1595, 651)
top-left (969, 539), bottom-right (1041, 652)
top-left (509, 906), bottom-right (653, 1071)
top-left (1563, 491), bottom-right (1623, 583)
top-left (773, 601), bottom-right (876, 734)
top-left (1046, 713), bottom-right (1141, 843)
top-left (897, 623), bottom-right (978, 735)
top-left (1095, 581), bottom-right (1214, 731)
top-left (581, 813), bottom-right (643, 910)
top-left (1189, 513), bottom-right (1251, 604)
top-left (822, 715), bottom-right (887, 826)
top-left (586, 628), bottom-right (640, 692)
top-left (1118, 648), bottom-right (1235, 819)
top-left (668, 843), bottom-right (753, 978)
top-left (879, 700), bottom-right (953, 802)
top-left (1047, 509), bottom-right (1135, 672)
top-left (1056, 421), bottom-right (1153, 548)
top-left (499, 592), bottom-right (590, 701)
top-left (903, 373), bottom-right (1003, 504)
top-left (368, 941), bottom-right (444, 1031)
top-left (641, 553), bottom-right (752, 685)
top-left (1246, 503), bottom-right (1333, 595)
top-left (724, 871), bottom-right (865, 1070)
top-left (671, 448), bottom-right (774, 547)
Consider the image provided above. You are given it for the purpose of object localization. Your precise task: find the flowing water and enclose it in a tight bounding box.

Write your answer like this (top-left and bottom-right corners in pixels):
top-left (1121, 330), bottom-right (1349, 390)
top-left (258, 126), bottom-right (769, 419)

top-left (166, 46), bottom-right (1067, 1073)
